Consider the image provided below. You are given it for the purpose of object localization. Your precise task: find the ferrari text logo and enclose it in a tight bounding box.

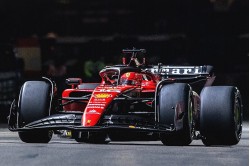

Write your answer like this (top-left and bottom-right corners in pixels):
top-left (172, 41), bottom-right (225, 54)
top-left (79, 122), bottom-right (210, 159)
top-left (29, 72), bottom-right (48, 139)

top-left (147, 66), bottom-right (202, 75)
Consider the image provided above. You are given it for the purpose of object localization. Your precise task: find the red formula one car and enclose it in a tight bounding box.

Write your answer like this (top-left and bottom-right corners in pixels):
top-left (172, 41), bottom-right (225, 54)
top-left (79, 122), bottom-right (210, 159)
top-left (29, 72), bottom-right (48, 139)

top-left (8, 48), bottom-right (243, 146)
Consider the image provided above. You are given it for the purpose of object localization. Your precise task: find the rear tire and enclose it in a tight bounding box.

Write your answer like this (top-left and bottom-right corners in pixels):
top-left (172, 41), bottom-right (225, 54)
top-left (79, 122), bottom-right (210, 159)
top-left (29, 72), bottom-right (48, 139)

top-left (200, 86), bottom-right (243, 146)
top-left (158, 83), bottom-right (194, 146)
top-left (18, 81), bottom-right (53, 143)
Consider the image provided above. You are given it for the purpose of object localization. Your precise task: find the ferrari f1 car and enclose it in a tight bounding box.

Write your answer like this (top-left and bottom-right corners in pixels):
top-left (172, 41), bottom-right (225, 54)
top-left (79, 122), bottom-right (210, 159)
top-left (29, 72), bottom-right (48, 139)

top-left (8, 48), bottom-right (243, 146)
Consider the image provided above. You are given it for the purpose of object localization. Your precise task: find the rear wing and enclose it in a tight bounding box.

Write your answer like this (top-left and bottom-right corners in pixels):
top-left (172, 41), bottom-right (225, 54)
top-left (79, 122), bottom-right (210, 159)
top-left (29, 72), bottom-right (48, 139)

top-left (122, 48), bottom-right (146, 54)
top-left (145, 65), bottom-right (214, 78)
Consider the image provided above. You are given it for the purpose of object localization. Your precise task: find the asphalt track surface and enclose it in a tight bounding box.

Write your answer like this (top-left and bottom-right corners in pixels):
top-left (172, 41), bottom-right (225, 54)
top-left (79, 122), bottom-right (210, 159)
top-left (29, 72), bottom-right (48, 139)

top-left (0, 122), bottom-right (248, 166)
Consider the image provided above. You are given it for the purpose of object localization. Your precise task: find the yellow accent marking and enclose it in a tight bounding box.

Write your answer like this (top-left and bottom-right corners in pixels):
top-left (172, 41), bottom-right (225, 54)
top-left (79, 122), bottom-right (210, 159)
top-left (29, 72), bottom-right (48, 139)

top-left (129, 125), bottom-right (135, 128)
top-left (66, 131), bottom-right (72, 137)
top-left (94, 93), bottom-right (110, 99)
top-left (126, 73), bottom-right (130, 77)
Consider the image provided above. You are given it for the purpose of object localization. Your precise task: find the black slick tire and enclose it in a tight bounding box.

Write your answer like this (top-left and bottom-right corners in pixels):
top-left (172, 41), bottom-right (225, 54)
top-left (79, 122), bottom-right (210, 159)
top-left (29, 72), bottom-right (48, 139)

top-left (18, 81), bottom-right (53, 143)
top-left (158, 83), bottom-right (194, 146)
top-left (200, 86), bottom-right (243, 146)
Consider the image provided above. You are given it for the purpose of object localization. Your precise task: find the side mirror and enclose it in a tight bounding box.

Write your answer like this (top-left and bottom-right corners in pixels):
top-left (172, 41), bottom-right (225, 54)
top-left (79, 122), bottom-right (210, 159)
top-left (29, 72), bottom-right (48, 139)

top-left (65, 78), bottom-right (82, 88)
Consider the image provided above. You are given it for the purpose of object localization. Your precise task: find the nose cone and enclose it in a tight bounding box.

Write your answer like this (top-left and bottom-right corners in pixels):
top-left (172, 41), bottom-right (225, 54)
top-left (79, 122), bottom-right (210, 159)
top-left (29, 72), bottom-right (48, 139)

top-left (81, 85), bottom-right (136, 126)
top-left (82, 112), bottom-right (102, 126)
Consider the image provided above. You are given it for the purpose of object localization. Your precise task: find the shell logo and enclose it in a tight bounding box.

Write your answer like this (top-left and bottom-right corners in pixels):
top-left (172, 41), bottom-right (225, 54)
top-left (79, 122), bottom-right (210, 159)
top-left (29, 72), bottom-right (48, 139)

top-left (94, 93), bottom-right (111, 99)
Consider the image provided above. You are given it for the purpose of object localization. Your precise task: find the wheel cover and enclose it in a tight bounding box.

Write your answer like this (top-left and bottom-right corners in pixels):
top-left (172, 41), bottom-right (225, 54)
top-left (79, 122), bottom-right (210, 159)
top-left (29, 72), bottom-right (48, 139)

top-left (234, 97), bottom-right (242, 139)
top-left (188, 95), bottom-right (194, 138)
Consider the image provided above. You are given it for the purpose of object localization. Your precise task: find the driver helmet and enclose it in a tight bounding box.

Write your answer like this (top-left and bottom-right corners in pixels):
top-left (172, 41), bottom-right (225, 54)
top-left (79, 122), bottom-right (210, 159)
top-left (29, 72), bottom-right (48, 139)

top-left (120, 72), bottom-right (142, 85)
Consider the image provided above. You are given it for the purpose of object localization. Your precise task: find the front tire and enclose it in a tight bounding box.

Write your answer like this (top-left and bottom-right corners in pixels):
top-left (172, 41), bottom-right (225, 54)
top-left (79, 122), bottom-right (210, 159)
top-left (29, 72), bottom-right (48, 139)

top-left (73, 132), bottom-right (109, 144)
top-left (18, 81), bottom-right (53, 143)
top-left (200, 86), bottom-right (243, 146)
top-left (158, 83), bottom-right (194, 146)
top-left (18, 131), bottom-right (53, 143)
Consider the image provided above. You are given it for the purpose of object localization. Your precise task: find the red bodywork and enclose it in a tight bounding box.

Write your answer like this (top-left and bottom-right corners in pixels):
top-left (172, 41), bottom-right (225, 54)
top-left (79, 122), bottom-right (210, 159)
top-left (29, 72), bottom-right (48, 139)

top-left (62, 71), bottom-right (158, 127)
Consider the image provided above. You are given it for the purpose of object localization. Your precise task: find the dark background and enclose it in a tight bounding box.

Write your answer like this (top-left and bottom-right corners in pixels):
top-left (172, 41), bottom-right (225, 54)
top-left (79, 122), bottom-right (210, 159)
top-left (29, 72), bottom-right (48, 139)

top-left (0, 0), bottom-right (248, 119)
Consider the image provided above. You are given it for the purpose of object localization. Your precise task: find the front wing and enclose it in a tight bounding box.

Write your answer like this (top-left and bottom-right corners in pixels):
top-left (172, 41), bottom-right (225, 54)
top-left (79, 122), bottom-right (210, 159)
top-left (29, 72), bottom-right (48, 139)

top-left (8, 113), bottom-right (176, 133)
